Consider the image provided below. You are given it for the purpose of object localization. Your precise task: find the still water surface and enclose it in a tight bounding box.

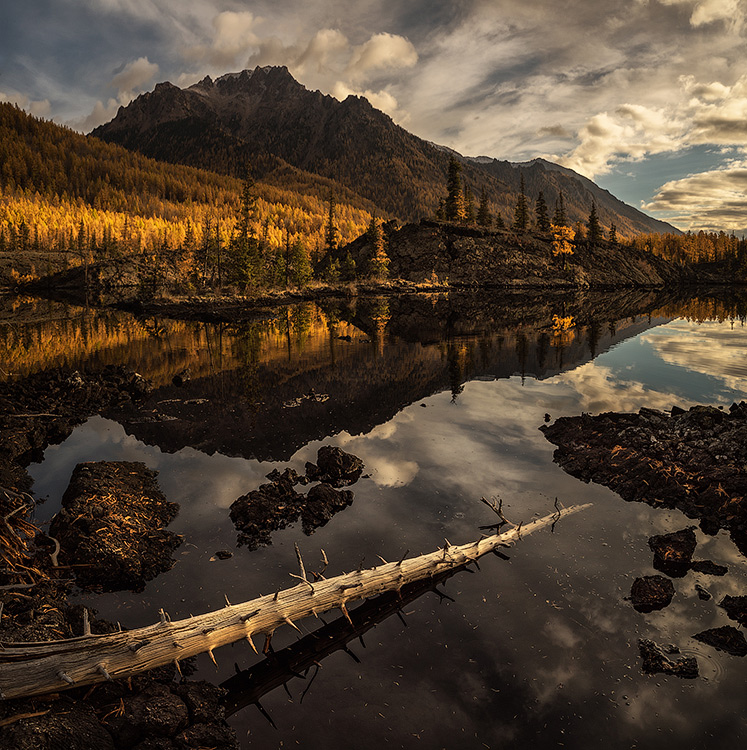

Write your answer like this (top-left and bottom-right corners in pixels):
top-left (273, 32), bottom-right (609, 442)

top-left (4, 292), bottom-right (747, 749)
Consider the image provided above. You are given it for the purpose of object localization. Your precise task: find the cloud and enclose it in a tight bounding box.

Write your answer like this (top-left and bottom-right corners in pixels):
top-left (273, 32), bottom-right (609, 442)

top-left (346, 32), bottom-right (418, 81)
top-left (76, 98), bottom-right (121, 132)
top-left (557, 105), bottom-right (686, 177)
top-left (185, 10), bottom-right (261, 68)
top-left (74, 55), bottom-right (159, 132)
top-left (658, 0), bottom-right (744, 27)
top-left (0, 91), bottom-right (51, 118)
top-left (553, 73), bottom-right (747, 181)
top-left (111, 56), bottom-right (159, 102)
top-left (644, 163), bottom-right (747, 232)
top-left (331, 81), bottom-right (404, 120)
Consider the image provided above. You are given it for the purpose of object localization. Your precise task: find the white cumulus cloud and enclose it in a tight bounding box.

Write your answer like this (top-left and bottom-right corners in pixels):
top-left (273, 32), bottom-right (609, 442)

top-left (0, 91), bottom-right (51, 118)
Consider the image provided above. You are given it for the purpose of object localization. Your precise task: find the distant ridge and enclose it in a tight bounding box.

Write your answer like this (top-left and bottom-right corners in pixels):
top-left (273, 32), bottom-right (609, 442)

top-left (93, 66), bottom-right (679, 238)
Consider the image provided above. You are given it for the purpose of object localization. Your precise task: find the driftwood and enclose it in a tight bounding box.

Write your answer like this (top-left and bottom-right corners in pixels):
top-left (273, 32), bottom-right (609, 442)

top-left (0, 504), bottom-right (590, 700)
top-left (222, 559), bottom-right (470, 718)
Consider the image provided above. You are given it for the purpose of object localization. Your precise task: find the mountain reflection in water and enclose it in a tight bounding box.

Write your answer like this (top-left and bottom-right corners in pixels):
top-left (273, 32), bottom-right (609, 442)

top-left (8, 288), bottom-right (747, 749)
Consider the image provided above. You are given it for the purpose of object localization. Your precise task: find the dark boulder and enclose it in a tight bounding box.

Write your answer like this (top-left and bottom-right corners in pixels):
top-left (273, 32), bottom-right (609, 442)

top-left (638, 639), bottom-right (698, 678)
top-left (229, 477), bottom-right (302, 550)
top-left (720, 595), bottom-right (747, 627)
top-left (693, 626), bottom-right (747, 657)
top-left (630, 575), bottom-right (675, 612)
top-left (648, 527), bottom-right (697, 577)
top-left (301, 483), bottom-right (355, 534)
top-left (306, 446), bottom-right (364, 487)
top-left (49, 461), bottom-right (182, 592)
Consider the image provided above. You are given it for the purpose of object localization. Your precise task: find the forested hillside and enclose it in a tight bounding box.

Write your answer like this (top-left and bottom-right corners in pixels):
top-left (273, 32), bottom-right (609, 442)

top-left (0, 102), bottom-right (373, 287)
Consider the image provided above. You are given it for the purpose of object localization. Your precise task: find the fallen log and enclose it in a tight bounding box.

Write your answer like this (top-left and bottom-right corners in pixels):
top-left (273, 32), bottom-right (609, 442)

top-left (0, 503), bottom-right (590, 700)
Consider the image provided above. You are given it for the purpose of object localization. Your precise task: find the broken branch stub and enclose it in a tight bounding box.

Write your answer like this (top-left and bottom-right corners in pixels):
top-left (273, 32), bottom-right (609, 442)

top-left (0, 504), bottom-right (590, 701)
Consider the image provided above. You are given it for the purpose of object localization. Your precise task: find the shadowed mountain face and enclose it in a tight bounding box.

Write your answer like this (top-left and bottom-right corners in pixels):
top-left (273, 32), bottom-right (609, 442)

top-left (92, 66), bottom-right (676, 237)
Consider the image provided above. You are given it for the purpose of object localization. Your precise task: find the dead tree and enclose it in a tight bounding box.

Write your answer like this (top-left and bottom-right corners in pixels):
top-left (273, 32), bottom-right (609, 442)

top-left (0, 504), bottom-right (590, 700)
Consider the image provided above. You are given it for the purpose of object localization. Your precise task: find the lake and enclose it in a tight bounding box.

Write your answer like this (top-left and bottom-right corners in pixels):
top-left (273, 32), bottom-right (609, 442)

top-left (4, 289), bottom-right (747, 749)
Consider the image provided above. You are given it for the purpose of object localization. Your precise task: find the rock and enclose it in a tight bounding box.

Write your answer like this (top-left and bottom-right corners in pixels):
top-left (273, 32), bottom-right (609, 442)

top-left (301, 483), bottom-right (355, 534)
top-left (108, 683), bottom-right (189, 747)
top-left (310, 445), bottom-right (365, 487)
top-left (540, 405), bottom-right (747, 539)
top-left (130, 372), bottom-right (153, 396)
top-left (174, 723), bottom-right (239, 749)
top-left (174, 681), bottom-right (228, 725)
top-left (229, 478), bottom-right (302, 550)
top-left (694, 583), bottom-right (711, 601)
top-left (265, 467), bottom-right (307, 486)
top-left (172, 368), bottom-right (191, 387)
top-left (0, 701), bottom-right (116, 750)
top-left (693, 626), bottom-right (747, 657)
top-left (49, 461), bottom-right (182, 592)
top-left (720, 595), bottom-right (747, 627)
top-left (648, 527), bottom-right (697, 578)
top-left (638, 639), bottom-right (698, 678)
top-left (630, 575), bottom-right (675, 612)
top-left (214, 549), bottom-right (233, 560)
top-left (689, 559), bottom-right (727, 576)
top-left (232, 456), bottom-right (361, 547)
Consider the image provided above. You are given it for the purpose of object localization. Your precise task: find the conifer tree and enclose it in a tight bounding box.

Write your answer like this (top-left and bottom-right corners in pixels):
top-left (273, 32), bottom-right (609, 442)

top-left (324, 190), bottom-right (338, 251)
top-left (444, 156), bottom-right (465, 222)
top-left (365, 217), bottom-right (390, 279)
top-left (494, 212), bottom-right (505, 230)
top-left (513, 174), bottom-right (529, 232)
top-left (340, 251), bottom-right (357, 281)
top-left (464, 185), bottom-right (476, 224)
top-left (535, 191), bottom-right (550, 232)
top-left (435, 198), bottom-right (446, 221)
top-left (229, 171), bottom-right (260, 287)
top-left (608, 222), bottom-right (618, 245)
top-left (476, 188), bottom-right (492, 228)
top-left (587, 201), bottom-right (601, 245)
top-left (553, 193), bottom-right (567, 226)
top-left (289, 238), bottom-right (312, 287)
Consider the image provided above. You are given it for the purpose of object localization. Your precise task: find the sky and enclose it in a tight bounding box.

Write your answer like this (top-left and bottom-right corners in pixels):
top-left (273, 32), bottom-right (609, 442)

top-left (2, 0), bottom-right (747, 234)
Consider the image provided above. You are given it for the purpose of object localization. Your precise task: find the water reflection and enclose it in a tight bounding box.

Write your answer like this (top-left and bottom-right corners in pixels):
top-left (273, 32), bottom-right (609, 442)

top-left (10, 288), bottom-right (747, 749)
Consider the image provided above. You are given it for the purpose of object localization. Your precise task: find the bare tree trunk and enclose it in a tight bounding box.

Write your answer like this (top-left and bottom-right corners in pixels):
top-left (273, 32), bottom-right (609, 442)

top-left (0, 504), bottom-right (589, 701)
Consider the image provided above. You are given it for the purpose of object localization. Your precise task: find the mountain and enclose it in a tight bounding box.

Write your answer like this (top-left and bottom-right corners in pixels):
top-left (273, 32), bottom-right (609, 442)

top-left (93, 66), bottom-right (678, 238)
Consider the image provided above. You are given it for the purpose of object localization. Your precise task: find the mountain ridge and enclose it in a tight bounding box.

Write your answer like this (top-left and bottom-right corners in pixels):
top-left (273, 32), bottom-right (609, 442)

top-left (93, 65), bottom-right (679, 238)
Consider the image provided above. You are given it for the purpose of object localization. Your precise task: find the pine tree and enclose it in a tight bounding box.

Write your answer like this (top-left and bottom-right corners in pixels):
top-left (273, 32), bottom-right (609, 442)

top-left (513, 174), bottom-right (528, 232)
top-left (340, 251), bottom-right (357, 281)
top-left (494, 212), bottom-right (505, 230)
top-left (608, 222), bottom-right (618, 245)
top-left (289, 238), bottom-right (312, 287)
top-left (229, 171), bottom-right (260, 288)
top-left (535, 191), bottom-right (550, 232)
top-left (365, 217), bottom-right (390, 279)
top-left (476, 188), bottom-right (492, 228)
top-left (464, 185), bottom-right (476, 224)
top-left (324, 190), bottom-right (338, 251)
top-left (553, 192), bottom-right (567, 226)
top-left (444, 156), bottom-right (465, 222)
top-left (587, 201), bottom-right (601, 245)
top-left (435, 198), bottom-right (446, 221)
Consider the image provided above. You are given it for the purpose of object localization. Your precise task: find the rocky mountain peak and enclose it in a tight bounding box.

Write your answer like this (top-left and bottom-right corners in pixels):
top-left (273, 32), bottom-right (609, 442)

top-left (92, 66), bottom-right (679, 235)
